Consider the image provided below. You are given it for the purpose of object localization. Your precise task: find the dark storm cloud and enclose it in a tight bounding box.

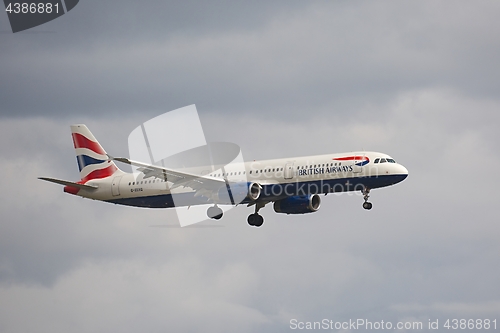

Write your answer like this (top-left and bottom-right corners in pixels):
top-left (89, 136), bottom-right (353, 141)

top-left (0, 0), bottom-right (309, 117)
top-left (1, 0), bottom-right (500, 120)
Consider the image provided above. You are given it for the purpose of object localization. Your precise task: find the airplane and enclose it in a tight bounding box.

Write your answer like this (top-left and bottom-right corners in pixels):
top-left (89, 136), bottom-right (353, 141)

top-left (39, 124), bottom-right (408, 227)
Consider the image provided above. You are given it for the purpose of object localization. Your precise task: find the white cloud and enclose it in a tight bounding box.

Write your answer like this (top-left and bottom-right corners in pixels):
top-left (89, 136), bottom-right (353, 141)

top-left (392, 301), bottom-right (500, 316)
top-left (0, 259), bottom-right (268, 333)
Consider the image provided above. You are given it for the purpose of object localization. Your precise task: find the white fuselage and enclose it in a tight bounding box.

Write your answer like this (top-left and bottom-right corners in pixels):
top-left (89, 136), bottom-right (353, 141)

top-left (73, 151), bottom-right (408, 208)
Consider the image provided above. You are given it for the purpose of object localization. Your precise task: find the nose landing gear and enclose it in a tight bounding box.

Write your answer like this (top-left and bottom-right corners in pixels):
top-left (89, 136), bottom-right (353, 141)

top-left (362, 187), bottom-right (372, 210)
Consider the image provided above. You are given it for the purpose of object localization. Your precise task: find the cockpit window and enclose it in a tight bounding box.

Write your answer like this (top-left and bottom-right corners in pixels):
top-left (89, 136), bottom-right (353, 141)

top-left (380, 158), bottom-right (387, 163)
top-left (387, 158), bottom-right (396, 163)
top-left (374, 158), bottom-right (380, 164)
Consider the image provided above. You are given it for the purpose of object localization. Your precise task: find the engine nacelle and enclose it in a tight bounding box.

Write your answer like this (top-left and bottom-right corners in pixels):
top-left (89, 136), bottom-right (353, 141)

top-left (273, 194), bottom-right (321, 214)
top-left (217, 182), bottom-right (261, 204)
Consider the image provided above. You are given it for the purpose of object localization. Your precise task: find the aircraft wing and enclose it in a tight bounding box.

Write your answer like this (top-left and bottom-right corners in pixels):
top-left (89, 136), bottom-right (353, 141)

top-left (110, 156), bottom-right (227, 193)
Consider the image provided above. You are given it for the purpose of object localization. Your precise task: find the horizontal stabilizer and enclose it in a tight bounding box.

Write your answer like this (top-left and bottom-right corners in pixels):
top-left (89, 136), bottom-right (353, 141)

top-left (38, 177), bottom-right (98, 190)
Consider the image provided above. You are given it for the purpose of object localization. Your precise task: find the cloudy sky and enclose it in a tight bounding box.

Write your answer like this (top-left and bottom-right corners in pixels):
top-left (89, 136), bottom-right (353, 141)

top-left (1, 1), bottom-right (500, 332)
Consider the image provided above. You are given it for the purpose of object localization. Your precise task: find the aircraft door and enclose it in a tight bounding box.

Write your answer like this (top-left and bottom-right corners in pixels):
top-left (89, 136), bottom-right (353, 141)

top-left (284, 162), bottom-right (295, 180)
top-left (112, 176), bottom-right (122, 196)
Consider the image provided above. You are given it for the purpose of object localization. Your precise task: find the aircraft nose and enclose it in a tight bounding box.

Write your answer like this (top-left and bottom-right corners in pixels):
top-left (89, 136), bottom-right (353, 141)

top-left (399, 164), bottom-right (408, 174)
top-left (397, 164), bottom-right (409, 180)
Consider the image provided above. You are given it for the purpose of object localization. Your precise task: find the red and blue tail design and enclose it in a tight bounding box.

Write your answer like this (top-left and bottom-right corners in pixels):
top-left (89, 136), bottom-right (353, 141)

top-left (70, 124), bottom-right (120, 182)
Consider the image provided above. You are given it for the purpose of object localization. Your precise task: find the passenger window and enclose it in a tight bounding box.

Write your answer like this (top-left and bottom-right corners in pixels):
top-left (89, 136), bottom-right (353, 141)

top-left (374, 158), bottom-right (380, 163)
top-left (249, 171), bottom-right (252, 174)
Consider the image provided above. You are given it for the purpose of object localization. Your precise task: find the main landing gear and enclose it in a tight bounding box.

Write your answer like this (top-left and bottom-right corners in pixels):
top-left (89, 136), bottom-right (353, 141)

top-left (207, 205), bottom-right (223, 220)
top-left (362, 187), bottom-right (373, 210)
top-left (247, 202), bottom-right (265, 227)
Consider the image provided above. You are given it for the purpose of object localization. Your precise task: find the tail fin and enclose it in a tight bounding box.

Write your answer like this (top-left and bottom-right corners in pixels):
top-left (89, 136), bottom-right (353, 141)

top-left (71, 124), bottom-right (121, 182)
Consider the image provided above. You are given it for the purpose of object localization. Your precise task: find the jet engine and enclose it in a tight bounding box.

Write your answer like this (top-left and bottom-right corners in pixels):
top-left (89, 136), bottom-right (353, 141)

top-left (273, 194), bottom-right (321, 214)
top-left (217, 182), bottom-right (261, 204)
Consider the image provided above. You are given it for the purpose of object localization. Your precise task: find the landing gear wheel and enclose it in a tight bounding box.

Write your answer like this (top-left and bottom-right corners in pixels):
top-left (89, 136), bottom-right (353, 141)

top-left (247, 213), bottom-right (264, 227)
top-left (255, 214), bottom-right (264, 227)
top-left (207, 206), bottom-right (223, 220)
top-left (363, 202), bottom-right (373, 210)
